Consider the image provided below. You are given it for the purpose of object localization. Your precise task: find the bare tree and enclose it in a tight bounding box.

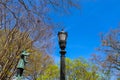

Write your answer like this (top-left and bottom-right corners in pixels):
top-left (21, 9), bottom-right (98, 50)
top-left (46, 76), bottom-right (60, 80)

top-left (92, 27), bottom-right (120, 79)
top-left (0, 0), bottom-right (80, 79)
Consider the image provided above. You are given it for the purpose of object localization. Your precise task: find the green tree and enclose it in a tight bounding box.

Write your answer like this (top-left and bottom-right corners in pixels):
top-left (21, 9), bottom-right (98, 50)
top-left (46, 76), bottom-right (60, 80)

top-left (36, 57), bottom-right (100, 80)
top-left (66, 58), bottom-right (99, 80)
top-left (118, 78), bottom-right (120, 80)
top-left (37, 64), bottom-right (59, 80)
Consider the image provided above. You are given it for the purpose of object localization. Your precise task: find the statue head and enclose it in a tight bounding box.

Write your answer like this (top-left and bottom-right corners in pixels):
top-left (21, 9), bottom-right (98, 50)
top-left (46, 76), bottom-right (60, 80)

top-left (21, 50), bottom-right (30, 56)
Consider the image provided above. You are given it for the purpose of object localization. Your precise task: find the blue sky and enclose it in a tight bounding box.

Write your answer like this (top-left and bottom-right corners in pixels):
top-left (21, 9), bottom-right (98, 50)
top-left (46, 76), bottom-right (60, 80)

top-left (52, 0), bottom-right (120, 62)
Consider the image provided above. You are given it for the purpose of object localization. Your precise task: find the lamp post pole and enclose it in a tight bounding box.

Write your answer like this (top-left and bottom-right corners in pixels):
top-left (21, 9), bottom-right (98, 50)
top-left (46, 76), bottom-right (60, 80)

top-left (60, 50), bottom-right (66, 80)
top-left (58, 29), bottom-right (68, 80)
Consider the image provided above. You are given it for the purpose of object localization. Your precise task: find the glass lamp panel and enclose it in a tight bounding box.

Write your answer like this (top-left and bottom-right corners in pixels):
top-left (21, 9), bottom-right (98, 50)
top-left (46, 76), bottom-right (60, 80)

top-left (59, 33), bottom-right (66, 41)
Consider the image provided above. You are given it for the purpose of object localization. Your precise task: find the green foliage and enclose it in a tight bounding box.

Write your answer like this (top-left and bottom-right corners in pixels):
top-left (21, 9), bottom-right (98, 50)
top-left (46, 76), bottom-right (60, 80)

top-left (37, 64), bottom-right (59, 80)
top-left (37, 57), bottom-right (100, 80)
top-left (117, 78), bottom-right (120, 80)
top-left (65, 58), bottom-right (99, 80)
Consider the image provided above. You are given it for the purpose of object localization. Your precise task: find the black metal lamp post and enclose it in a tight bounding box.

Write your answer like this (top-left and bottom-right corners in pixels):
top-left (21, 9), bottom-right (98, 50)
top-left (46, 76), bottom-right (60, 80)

top-left (58, 29), bottom-right (68, 80)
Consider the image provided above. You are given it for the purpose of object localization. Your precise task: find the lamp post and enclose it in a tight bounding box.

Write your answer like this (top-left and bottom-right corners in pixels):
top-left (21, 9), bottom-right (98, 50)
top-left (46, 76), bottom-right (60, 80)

top-left (58, 29), bottom-right (68, 80)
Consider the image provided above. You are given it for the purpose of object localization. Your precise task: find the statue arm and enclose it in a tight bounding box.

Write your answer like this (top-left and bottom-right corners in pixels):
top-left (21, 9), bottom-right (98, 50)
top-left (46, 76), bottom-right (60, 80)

top-left (24, 53), bottom-right (30, 56)
top-left (24, 56), bottom-right (28, 63)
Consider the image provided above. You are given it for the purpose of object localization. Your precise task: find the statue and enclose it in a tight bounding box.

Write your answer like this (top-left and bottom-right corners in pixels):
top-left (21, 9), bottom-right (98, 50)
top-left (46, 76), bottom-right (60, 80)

top-left (16, 50), bottom-right (30, 80)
